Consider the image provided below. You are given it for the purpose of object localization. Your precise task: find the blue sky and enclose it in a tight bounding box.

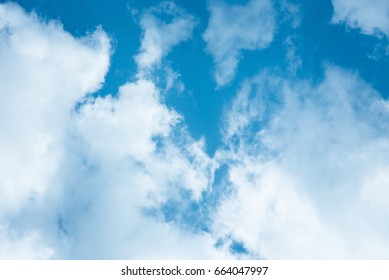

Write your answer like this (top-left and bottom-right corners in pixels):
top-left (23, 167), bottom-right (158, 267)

top-left (1, 0), bottom-right (389, 259)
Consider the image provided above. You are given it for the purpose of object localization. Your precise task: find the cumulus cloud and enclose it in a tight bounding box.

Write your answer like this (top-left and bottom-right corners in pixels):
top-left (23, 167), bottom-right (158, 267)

top-left (57, 2), bottom-right (223, 258)
top-left (332, 0), bottom-right (389, 37)
top-left (203, 0), bottom-right (276, 87)
top-left (135, 1), bottom-right (195, 74)
top-left (4, 0), bottom-right (389, 260)
top-left (0, 2), bottom-right (110, 257)
top-left (62, 78), bottom-right (224, 258)
top-left (0, 1), bottom-right (227, 259)
top-left (214, 66), bottom-right (389, 258)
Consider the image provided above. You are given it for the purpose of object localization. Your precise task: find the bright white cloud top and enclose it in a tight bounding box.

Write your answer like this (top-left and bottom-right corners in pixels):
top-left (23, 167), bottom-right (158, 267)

top-left (1, 0), bottom-right (389, 259)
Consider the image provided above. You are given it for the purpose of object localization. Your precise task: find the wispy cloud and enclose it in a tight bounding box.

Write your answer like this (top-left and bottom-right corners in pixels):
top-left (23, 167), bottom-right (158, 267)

top-left (135, 1), bottom-right (196, 75)
top-left (203, 0), bottom-right (276, 87)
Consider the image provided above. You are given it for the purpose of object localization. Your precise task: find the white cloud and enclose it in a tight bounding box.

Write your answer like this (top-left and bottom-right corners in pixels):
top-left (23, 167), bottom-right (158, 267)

top-left (63, 76), bottom-right (223, 258)
top-left (0, 2), bottom-right (110, 258)
top-left (4, 0), bottom-right (389, 260)
top-left (0, 2), bottom-right (110, 216)
top-left (135, 1), bottom-right (195, 74)
top-left (0, 222), bottom-right (55, 259)
top-left (332, 0), bottom-right (389, 37)
top-left (0, 2), bottom-right (227, 259)
top-left (215, 66), bottom-right (389, 258)
top-left (203, 0), bottom-right (276, 87)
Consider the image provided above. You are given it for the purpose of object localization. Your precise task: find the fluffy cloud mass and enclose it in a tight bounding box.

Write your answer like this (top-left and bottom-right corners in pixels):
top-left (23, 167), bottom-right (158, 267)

top-left (0, 2), bottom-right (110, 258)
top-left (203, 0), bottom-right (276, 87)
top-left (332, 0), bottom-right (389, 36)
top-left (0, 3), bottom-right (110, 215)
top-left (0, 2), bottom-right (225, 259)
top-left (62, 79), bottom-right (224, 259)
top-left (2, 0), bottom-right (389, 260)
top-left (215, 66), bottom-right (389, 258)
